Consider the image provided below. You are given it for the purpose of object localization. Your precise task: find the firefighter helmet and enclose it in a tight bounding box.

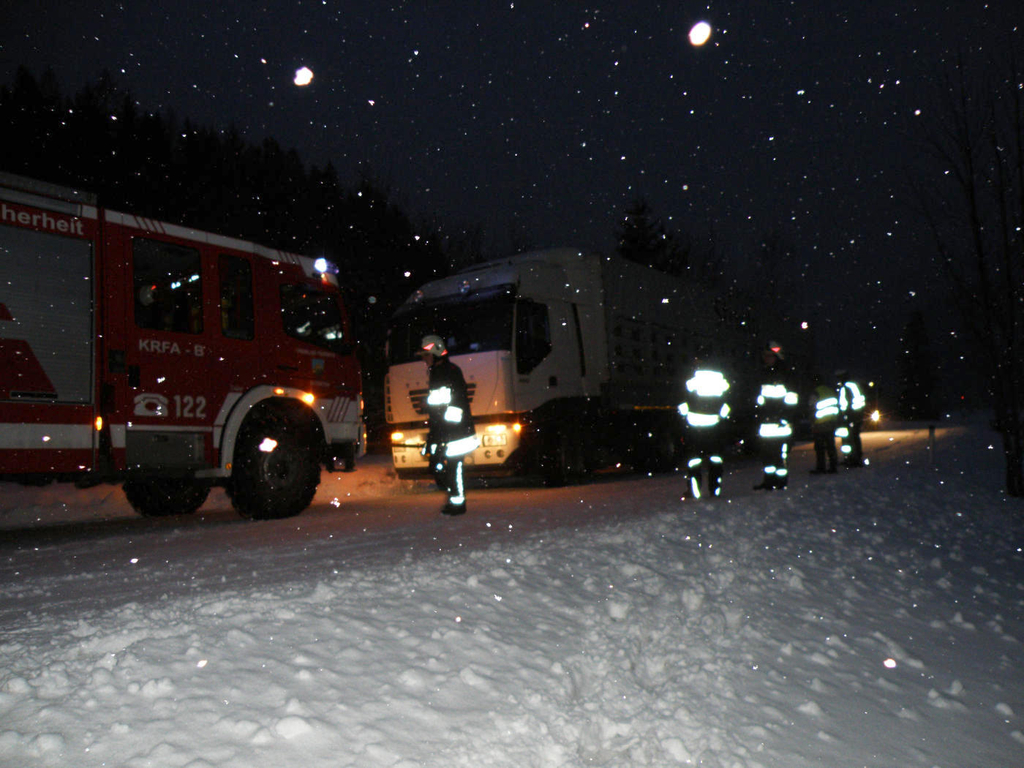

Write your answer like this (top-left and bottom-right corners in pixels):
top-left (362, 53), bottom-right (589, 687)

top-left (420, 334), bottom-right (447, 357)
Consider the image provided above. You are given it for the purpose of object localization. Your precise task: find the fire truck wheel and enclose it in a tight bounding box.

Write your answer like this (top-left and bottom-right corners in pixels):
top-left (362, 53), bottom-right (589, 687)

top-left (230, 406), bottom-right (321, 520)
top-left (123, 478), bottom-right (211, 517)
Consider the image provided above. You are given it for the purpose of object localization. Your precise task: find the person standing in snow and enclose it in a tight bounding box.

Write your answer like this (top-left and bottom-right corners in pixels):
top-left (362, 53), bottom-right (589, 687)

top-left (677, 359), bottom-right (732, 499)
top-left (835, 371), bottom-right (866, 467)
top-left (810, 373), bottom-right (839, 474)
top-left (753, 342), bottom-right (799, 490)
top-left (419, 334), bottom-right (478, 516)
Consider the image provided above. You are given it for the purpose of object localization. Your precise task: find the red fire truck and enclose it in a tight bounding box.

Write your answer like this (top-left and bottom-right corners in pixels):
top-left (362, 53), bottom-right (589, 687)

top-left (0, 172), bottom-right (364, 519)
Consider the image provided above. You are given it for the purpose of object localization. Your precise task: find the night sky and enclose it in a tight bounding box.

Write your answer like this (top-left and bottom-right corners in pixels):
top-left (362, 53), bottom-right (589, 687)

top-left (3, 1), bottom-right (1022, 387)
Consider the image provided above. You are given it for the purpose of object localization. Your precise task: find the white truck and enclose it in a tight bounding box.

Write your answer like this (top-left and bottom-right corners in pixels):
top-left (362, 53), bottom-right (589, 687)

top-left (385, 248), bottom-right (754, 483)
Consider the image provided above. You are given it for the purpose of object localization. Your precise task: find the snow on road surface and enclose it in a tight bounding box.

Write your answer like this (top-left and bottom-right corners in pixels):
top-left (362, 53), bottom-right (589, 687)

top-left (0, 420), bottom-right (1022, 767)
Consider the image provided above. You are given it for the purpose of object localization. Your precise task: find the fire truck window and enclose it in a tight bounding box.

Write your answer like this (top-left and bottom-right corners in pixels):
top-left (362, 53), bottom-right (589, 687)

top-left (133, 238), bottom-right (203, 334)
top-left (219, 255), bottom-right (254, 340)
top-left (280, 284), bottom-right (347, 353)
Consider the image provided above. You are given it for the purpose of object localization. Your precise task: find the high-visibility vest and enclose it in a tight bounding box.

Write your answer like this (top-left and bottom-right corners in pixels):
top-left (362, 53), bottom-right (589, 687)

top-left (839, 381), bottom-right (866, 414)
top-left (814, 385), bottom-right (840, 423)
top-left (756, 377), bottom-right (798, 438)
top-left (678, 369), bottom-right (731, 428)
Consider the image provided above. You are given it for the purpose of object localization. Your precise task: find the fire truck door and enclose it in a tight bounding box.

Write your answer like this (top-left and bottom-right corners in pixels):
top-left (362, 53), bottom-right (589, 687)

top-left (123, 236), bottom-right (213, 470)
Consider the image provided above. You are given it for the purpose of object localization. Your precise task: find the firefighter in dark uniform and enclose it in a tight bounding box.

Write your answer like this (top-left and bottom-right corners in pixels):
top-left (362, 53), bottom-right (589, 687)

top-left (419, 334), bottom-right (479, 515)
top-left (678, 361), bottom-right (731, 499)
top-left (836, 371), bottom-right (866, 467)
top-left (753, 342), bottom-right (799, 490)
top-left (810, 373), bottom-right (839, 474)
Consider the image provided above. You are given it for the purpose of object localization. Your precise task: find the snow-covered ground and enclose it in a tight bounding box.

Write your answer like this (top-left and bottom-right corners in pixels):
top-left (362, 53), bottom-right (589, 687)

top-left (1, 420), bottom-right (1022, 767)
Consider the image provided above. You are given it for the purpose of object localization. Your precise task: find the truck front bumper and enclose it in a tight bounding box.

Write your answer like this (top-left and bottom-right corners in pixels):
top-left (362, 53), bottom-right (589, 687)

top-left (390, 422), bottom-right (525, 478)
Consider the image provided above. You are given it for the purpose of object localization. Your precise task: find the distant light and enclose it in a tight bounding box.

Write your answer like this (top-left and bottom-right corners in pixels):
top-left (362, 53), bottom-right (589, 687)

top-left (294, 66), bottom-right (314, 86)
top-left (689, 21), bottom-right (712, 46)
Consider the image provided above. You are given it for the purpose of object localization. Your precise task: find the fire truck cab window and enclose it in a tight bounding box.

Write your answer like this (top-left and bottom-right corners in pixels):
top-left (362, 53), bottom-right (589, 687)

top-left (219, 255), bottom-right (255, 340)
top-left (133, 238), bottom-right (203, 334)
top-left (280, 284), bottom-right (347, 352)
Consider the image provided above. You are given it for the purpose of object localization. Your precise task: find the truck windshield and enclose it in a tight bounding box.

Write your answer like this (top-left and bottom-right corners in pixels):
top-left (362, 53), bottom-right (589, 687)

top-left (280, 284), bottom-right (349, 353)
top-left (386, 287), bottom-right (514, 365)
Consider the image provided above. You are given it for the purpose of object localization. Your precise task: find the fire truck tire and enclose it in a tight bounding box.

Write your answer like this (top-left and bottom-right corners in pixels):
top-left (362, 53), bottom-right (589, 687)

top-left (229, 405), bottom-right (321, 520)
top-left (123, 478), bottom-right (211, 517)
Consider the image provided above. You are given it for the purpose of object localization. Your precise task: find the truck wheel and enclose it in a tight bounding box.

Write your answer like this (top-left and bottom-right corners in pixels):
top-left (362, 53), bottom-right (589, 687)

top-left (123, 478), bottom-right (210, 517)
top-left (541, 429), bottom-right (584, 487)
top-left (229, 405), bottom-right (321, 520)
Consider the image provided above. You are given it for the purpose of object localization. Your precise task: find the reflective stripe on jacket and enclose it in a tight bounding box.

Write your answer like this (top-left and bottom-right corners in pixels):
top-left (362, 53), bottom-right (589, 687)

top-left (678, 369), bottom-right (730, 429)
top-left (425, 357), bottom-right (477, 448)
top-left (755, 368), bottom-right (798, 439)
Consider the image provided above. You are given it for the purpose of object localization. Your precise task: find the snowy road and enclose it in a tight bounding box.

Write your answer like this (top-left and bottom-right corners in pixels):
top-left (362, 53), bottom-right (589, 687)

top-left (1, 428), bottom-right (937, 615)
top-left (2, 423), bottom-right (1022, 768)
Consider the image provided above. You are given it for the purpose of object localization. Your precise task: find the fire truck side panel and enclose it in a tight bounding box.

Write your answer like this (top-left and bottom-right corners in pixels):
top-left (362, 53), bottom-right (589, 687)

top-left (0, 181), bottom-right (100, 475)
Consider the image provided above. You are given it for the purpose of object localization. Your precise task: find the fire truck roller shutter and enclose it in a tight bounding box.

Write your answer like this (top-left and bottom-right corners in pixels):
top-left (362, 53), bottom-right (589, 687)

top-left (228, 397), bottom-right (323, 519)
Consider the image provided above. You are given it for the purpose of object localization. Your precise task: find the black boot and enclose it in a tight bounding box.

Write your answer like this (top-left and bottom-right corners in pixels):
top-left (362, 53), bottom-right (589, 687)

top-left (441, 501), bottom-right (466, 516)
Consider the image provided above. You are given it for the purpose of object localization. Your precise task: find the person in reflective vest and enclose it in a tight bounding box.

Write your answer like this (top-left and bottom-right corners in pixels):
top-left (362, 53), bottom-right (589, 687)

top-left (836, 371), bottom-right (866, 467)
top-left (678, 363), bottom-right (731, 499)
top-left (419, 334), bottom-right (479, 515)
top-left (810, 374), bottom-right (839, 474)
top-left (753, 342), bottom-right (799, 490)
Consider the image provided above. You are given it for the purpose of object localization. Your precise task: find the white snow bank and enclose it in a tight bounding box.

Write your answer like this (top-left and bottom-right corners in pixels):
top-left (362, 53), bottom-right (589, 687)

top-left (0, 421), bottom-right (1022, 767)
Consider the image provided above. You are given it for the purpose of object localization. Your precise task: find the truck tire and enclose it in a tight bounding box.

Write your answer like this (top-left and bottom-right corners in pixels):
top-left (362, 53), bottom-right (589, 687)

top-left (229, 404), bottom-right (321, 520)
top-left (123, 478), bottom-right (210, 517)
top-left (541, 428), bottom-right (584, 487)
